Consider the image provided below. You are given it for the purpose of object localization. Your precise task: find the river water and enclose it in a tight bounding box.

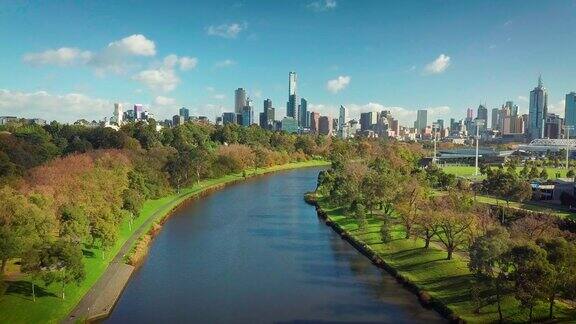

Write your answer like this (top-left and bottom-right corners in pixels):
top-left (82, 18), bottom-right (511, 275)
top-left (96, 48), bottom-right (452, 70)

top-left (106, 167), bottom-right (445, 323)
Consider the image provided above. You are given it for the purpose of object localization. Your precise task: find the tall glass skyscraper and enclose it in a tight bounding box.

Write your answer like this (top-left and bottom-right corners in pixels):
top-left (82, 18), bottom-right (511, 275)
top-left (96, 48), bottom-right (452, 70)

top-left (286, 72), bottom-right (298, 120)
top-left (414, 109), bottom-right (427, 132)
top-left (338, 105), bottom-right (348, 138)
top-left (565, 92), bottom-right (576, 137)
top-left (528, 76), bottom-right (548, 140)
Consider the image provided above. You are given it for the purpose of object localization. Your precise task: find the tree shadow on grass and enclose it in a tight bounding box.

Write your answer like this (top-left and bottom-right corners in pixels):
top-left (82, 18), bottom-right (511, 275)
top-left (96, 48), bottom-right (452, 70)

top-left (82, 249), bottom-right (96, 258)
top-left (5, 280), bottom-right (57, 300)
top-left (417, 274), bottom-right (474, 305)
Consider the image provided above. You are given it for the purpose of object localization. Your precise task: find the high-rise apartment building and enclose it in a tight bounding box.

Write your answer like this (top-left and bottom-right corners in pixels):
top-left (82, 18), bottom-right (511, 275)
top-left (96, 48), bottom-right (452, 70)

top-left (491, 108), bottom-right (500, 130)
top-left (318, 116), bottom-right (332, 135)
top-left (466, 108), bottom-right (474, 119)
top-left (242, 98), bottom-right (254, 126)
top-left (528, 76), bottom-right (548, 140)
top-left (310, 112), bottom-right (320, 134)
top-left (360, 111), bottom-right (377, 131)
top-left (565, 92), bottom-right (576, 136)
top-left (222, 112), bottom-right (237, 125)
top-left (114, 103), bottom-right (123, 126)
top-left (134, 104), bottom-right (144, 120)
top-left (260, 99), bottom-right (275, 130)
top-left (235, 88), bottom-right (247, 114)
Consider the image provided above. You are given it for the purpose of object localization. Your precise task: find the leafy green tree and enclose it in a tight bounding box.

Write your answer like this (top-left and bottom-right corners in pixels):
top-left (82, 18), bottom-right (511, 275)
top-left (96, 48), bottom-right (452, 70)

top-left (506, 244), bottom-right (552, 322)
top-left (468, 227), bottom-right (511, 320)
top-left (540, 168), bottom-right (548, 179)
top-left (31, 240), bottom-right (85, 300)
top-left (59, 205), bottom-right (90, 244)
top-left (567, 169), bottom-right (575, 178)
top-left (537, 238), bottom-right (576, 319)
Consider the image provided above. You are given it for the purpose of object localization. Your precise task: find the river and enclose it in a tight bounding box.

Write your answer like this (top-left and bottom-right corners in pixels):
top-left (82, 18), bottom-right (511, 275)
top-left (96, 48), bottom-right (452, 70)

top-left (106, 167), bottom-right (445, 323)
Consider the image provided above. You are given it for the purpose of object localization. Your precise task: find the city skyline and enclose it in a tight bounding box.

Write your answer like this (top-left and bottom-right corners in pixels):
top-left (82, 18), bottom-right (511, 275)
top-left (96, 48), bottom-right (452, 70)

top-left (1, 1), bottom-right (575, 125)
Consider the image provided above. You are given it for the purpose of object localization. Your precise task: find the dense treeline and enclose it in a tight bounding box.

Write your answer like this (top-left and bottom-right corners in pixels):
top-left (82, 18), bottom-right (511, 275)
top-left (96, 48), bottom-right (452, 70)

top-left (0, 120), bottom-right (339, 299)
top-left (316, 141), bottom-right (576, 322)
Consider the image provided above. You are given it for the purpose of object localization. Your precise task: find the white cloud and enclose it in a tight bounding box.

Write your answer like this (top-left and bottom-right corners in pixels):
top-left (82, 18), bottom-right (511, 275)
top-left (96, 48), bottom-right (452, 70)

top-left (326, 75), bottom-right (351, 93)
top-left (133, 54), bottom-right (197, 93)
top-left (153, 96), bottom-right (176, 106)
top-left (24, 34), bottom-right (157, 74)
top-left (549, 99), bottom-right (566, 116)
top-left (133, 68), bottom-right (179, 92)
top-left (105, 34), bottom-right (156, 56)
top-left (213, 94), bottom-right (226, 100)
top-left (518, 95), bottom-right (529, 102)
top-left (214, 59), bottom-right (236, 68)
top-left (22, 47), bottom-right (93, 66)
top-left (163, 54), bottom-right (198, 71)
top-left (423, 54), bottom-right (451, 74)
top-left (307, 0), bottom-right (337, 11)
top-left (206, 23), bottom-right (247, 39)
top-left (0, 89), bottom-right (111, 122)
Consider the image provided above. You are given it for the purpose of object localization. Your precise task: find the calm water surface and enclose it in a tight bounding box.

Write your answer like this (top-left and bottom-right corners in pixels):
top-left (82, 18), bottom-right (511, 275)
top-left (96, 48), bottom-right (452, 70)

top-left (106, 167), bottom-right (445, 323)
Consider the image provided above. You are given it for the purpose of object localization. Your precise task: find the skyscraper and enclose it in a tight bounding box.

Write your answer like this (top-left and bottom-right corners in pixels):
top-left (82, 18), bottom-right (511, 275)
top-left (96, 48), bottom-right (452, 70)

top-left (414, 109), bottom-right (428, 132)
top-left (286, 72), bottom-right (298, 119)
top-left (235, 88), bottom-right (247, 114)
top-left (338, 105), bottom-right (348, 139)
top-left (360, 111), bottom-right (377, 131)
top-left (114, 103), bottom-right (123, 126)
top-left (491, 108), bottom-right (500, 130)
top-left (179, 107), bottom-right (190, 121)
top-left (565, 92), bottom-right (576, 136)
top-left (298, 98), bottom-right (308, 127)
top-left (261, 99), bottom-right (275, 129)
top-left (466, 108), bottom-right (474, 119)
top-left (528, 75), bottom-right (548, 140)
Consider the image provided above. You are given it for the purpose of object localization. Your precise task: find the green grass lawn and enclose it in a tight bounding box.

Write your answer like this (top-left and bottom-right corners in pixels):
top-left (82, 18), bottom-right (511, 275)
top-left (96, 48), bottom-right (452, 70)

top-left (441, 165), bottom-right (572, 180)
top-left (315, 196), bottom-right (575, 323)
top-left (0, 160), bottom-right (329, 324)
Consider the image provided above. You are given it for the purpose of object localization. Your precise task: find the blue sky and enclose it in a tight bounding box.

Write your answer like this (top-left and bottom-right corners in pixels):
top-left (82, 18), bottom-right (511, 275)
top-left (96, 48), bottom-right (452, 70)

top-left (1, 0), bottom-right (575, 125)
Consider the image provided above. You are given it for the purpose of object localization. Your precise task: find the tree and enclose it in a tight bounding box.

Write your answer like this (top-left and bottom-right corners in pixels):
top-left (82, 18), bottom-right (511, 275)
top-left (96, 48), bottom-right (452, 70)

top-left (59, 205), bottom-right (90, 244)
top-left (468, 227), bottom-right (511, 320)
top-left (414, 199), bottom-right (438, 249)
top-left (432, 192), bottom-right (475, 260)
top-left (540, 168), bottom-right (548, 180)
top-left (31, 240), bottom-right (85, 300)
top-left (394, 178), bottom-right (428, 239)
top-left (380, 216), bottom-right (393, 243)
top-left (506, 244), bottom-right (552, 322)
top-left (537, 238), bottom-right (576, 319)
top-left (567, 169), bottom-right (575, 178)
top-left (529, 166), bottom-right (540, 179)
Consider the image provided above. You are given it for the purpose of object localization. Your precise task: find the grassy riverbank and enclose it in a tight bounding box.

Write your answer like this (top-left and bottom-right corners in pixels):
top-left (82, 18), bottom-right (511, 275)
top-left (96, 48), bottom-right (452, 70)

top-left (0, 160), bottom-right (329, 324)
top-left (309, 194), bottom-right (575, 323)
top-left (441, 165), bottom-right (572, 180)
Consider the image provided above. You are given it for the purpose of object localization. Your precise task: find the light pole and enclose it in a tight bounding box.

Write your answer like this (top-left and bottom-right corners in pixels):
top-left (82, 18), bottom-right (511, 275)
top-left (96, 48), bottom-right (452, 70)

top-left (432, 125), bottom-right (437, 165)
top-left (474, 120), bottom-right (485, 177)
top-left (566, 126), bottom-right (574, 169)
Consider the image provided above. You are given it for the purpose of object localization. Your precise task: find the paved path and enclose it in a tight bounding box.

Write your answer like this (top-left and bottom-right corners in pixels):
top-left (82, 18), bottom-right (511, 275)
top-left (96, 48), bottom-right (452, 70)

top-left (63, 192), bottom-right (189, 324)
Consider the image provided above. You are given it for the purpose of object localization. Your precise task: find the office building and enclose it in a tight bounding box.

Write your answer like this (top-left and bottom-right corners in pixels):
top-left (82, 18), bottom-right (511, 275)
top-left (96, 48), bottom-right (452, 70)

top-left (360, 111), bottom-right (377, 131)
top-left (242, 98), bottom-right (254, 126)
top-left (179, 107), bottom-right (190, 121)
top-left (318, 116), bottom-right (332, 135)
top-left (222, 112), bottom-right (237, 125)
top-left (544, 113), bottom-right (562, 139)
top-left (235, 88), bottom-right (247, 114)
top-left (298, 98), bottom-right (308, 128)
top-left (466, 108), bottom-right (474, 119)
top-left (565, 92), bottom-right (576, 135)
top-left (338, 105), bottom-right (348, 139)
top-left (172, 115), bottom-right (183, 126)
top-left (528, 76), bottom-right (548, 140)
top-left (263, 99), bottom-right (274, 127)
top-left (414, 109), bottom-right (428, 133)
top-left (281, 117), bottom-right (298, 133)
